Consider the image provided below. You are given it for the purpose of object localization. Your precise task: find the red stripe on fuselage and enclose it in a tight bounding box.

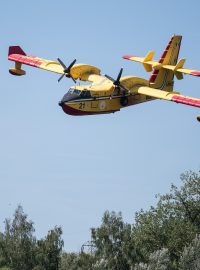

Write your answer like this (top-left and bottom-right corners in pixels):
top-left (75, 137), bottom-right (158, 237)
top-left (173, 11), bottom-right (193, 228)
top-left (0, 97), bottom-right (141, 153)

top-left (149, 37), bottom-right (173, 83)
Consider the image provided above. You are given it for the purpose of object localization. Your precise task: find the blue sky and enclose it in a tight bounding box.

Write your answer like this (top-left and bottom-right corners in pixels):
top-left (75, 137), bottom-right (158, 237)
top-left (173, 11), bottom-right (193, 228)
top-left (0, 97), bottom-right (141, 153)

top-left (1, 0), bottom-right (200, 251)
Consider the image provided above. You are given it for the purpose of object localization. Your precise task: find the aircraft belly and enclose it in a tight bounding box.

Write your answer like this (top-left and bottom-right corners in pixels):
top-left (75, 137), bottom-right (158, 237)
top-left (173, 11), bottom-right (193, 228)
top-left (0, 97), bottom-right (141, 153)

top-left (62, 98), bottom-right (121, 116)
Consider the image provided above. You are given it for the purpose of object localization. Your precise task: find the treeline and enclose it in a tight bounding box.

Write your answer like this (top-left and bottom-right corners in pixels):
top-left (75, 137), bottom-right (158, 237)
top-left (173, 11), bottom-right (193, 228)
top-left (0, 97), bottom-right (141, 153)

top-left (0, 170), bottom-right (200, 269)
top-left (0, 205), bottom-right (63, 270)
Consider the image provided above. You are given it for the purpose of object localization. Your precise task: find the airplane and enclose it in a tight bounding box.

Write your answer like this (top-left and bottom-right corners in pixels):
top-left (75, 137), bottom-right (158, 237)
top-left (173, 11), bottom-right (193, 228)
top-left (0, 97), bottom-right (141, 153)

top-left (8, 35), bottom-right (200, 121)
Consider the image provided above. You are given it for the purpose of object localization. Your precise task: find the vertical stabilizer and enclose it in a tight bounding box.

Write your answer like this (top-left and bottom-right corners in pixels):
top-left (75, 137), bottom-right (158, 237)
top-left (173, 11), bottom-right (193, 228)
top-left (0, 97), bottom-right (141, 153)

top-left (149, 35), bottom-right (182, 91)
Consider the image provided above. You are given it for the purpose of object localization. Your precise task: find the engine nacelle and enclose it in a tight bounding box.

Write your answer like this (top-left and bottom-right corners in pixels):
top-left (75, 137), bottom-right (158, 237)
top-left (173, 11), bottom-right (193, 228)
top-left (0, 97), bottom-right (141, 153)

top-left (9, 68), bottom-right (26, 76)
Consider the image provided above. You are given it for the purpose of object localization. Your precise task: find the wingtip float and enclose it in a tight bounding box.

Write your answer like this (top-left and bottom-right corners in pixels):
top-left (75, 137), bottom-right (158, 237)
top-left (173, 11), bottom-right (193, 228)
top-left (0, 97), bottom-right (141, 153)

top-left (8, 35), bottom-right (200, 121)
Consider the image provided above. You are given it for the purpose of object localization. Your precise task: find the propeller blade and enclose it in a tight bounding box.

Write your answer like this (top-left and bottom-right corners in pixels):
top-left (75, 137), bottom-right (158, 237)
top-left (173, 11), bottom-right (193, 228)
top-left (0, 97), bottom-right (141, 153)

top-left (105, 68), bottom-right (123, 86)
top-left (105, 74), bottom-right (115, 82)
top-left (57, 58), bottom-right (76, 83)
top-left (58, 73), bottom-right (65, 82)
top-left (115, 68), bottom-right (123, 85)
top-left (67, 59), bottom-right (77, 72)
top-left (57, 58), bottom-right (77, 82)
top-left (105, 68), bottom-right (130, 96)
top-left (71, 77), bottom-right (76, 83)
top-left (57, 58), bottom-right (67, 70)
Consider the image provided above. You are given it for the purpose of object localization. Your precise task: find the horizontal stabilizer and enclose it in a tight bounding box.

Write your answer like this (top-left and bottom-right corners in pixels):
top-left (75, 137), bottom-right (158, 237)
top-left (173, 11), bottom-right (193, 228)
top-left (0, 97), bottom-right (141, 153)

top-left (175, 58), bottom-right (185, 70)
top-left (123, 54), bottom-right (200, 78)
top-left (143, 63), bottom-right (152, 72)
top-left (144, 51), bottom-right (154, 62)
top-left (175, 71), bottom-right (183, 80)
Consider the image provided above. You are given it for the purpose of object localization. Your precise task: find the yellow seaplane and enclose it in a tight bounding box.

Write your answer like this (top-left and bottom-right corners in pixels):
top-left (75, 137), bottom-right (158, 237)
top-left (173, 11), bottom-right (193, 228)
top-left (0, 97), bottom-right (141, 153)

top-left (8, 35), bottom-right (200, 121)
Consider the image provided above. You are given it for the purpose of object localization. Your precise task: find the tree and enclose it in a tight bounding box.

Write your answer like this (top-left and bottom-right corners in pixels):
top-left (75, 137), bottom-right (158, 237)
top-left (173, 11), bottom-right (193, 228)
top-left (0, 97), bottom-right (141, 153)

top-left (35, 226), bottom-right (64, 270)
top-left (0, 232), bottom-right (6, 267)
top-left (179, 235), bottom-right (200, 270)
top-left (1, 205), bottom-right (36, 270)
top-left (60, 252), bottom-right (79, 270)
top-left (60, 251), bottom-right (95, 270)
top-left (134, 248), bottom-right (172, 270)
top-left (0, 206), bottom-right (65, 270)
top-left (133, 170), bottom-right (200, 265)
top-left (91, 211), bottom-right (140, 270)
top-left (158, 171), bottom-right (200, 228)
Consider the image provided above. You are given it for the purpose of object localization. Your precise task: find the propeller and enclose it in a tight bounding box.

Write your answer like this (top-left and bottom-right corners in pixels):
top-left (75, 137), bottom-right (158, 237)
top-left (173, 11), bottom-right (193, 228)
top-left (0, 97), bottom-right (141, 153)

top-left (57, 58), bottom-right (77, 83)
top-left (105, 68), bottom-right (129, 95)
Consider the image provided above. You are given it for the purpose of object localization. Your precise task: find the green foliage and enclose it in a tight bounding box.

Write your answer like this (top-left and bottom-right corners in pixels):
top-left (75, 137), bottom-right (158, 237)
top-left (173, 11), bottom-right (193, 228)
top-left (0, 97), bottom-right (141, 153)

top-left (0, 206), bottom-right (64, 270)
top-left (134, 248), bottom-right (171, 270)
top-left (35, 226), bottom-right (64, 270)
top-left (1, 205), bottom-right (36, 270)
top-left (60, 252), bottom-right (79, 270)
top-left (32, 267), bottom-right (45, 270)
top-left (0, 170), bottom-right (200, 269)
top-left (60, 252), bottom-right (94, 270)
top-left (133, 170), bottom-right (200, 263)
top-left (91, 211), bottom-right (139, 269)
top-left (158, 170), bottom-right (200, 227)
top-left (147, 248), bottom-right (171, 270)
top-left (179, 235), bottom-right (200, 270)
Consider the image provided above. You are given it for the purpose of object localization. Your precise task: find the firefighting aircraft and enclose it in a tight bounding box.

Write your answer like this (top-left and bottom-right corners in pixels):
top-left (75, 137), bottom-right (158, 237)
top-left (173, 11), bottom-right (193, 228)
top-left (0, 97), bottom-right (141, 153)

top-left (8, 35), bottom-right (200, 121)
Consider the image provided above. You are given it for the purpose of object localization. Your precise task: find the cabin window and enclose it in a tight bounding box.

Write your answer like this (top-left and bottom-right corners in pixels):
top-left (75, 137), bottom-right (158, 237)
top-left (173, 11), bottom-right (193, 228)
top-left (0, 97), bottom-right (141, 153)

top-left (80, 90), bottom-right (91, 98)
top-left (73, 89), bottom-right (81, 95)
top-left (68, 88), bottom-right (81, 95)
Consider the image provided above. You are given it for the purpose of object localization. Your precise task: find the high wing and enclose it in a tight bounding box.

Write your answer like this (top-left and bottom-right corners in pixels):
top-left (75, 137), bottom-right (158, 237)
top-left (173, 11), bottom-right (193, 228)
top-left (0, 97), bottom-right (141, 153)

top-left (134, 85), bottom-right (200, 108)
top-left (123, 53), bottom-right (200, 79)
top-left (8, 46), bottom-right (101, 83)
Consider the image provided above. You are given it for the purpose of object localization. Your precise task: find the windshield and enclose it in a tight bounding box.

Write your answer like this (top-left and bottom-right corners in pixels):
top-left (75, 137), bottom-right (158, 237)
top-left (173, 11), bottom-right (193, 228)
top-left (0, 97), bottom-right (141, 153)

top-left (68, 88), bottom-right (81, 95)
top-left (80, 90), bottom-right (91, 98)
top-left (59, 89), bottom-right (92, 105)
top-left (68, 89), bottom-right (91, 98)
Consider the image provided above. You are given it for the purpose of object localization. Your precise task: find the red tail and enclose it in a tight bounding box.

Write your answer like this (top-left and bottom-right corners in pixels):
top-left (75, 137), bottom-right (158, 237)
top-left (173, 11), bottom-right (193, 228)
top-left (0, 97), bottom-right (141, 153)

top-left (8, 46), bottom-right (26, 56)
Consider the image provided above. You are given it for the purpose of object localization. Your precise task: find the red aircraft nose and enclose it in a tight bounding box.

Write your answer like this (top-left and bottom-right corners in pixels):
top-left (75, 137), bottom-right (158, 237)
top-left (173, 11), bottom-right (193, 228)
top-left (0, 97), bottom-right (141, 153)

top-left (59, 103), bottom-right (84, 116)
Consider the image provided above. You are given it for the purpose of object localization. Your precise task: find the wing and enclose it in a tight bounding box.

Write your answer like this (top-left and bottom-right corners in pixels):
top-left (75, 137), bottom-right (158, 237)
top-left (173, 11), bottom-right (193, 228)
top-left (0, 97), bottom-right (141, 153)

top-left (135, 86), bottom-right (200, 108)
top-left (8, 46), bottom-right (101, 82)
top-left (123, 54), bottom-right (200, 78)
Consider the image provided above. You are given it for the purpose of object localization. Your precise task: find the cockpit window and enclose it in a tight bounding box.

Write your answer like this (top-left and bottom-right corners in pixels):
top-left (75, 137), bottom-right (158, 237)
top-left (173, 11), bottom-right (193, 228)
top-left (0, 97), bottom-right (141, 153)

top-left (73, 89), bottom-right (81, 95)
top-left (65, 88), bottom-right (91, 100)
top-left (80, 90), bottom-right (91, 98)
top-left (68, 88), bottom-right (81, 95)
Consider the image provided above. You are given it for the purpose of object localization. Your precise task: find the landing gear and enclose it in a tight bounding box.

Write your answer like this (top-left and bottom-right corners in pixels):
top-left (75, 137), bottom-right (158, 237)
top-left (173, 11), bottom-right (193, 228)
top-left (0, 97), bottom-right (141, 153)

top-left (120, 96), bottom-right (128, 106)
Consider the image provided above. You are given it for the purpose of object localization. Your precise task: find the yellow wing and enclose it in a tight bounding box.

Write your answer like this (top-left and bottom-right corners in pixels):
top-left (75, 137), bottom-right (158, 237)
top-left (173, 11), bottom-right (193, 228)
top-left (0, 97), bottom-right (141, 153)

top-left (134, 86), bottom-right (200, 108)
top-left (8, 46), bottom-right (101, 83)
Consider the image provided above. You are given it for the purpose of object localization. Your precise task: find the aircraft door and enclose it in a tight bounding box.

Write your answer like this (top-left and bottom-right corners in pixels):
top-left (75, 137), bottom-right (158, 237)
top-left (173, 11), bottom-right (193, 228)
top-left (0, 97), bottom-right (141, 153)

top-left (91, 94), bottom-right (99, 109)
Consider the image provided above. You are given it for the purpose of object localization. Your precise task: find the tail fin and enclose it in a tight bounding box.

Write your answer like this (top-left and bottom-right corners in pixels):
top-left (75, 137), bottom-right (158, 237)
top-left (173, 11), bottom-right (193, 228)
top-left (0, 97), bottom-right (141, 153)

top-left (8, 46), bottom-right (26, 57)
top-left (149, 35), bottom-right (182, 91)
